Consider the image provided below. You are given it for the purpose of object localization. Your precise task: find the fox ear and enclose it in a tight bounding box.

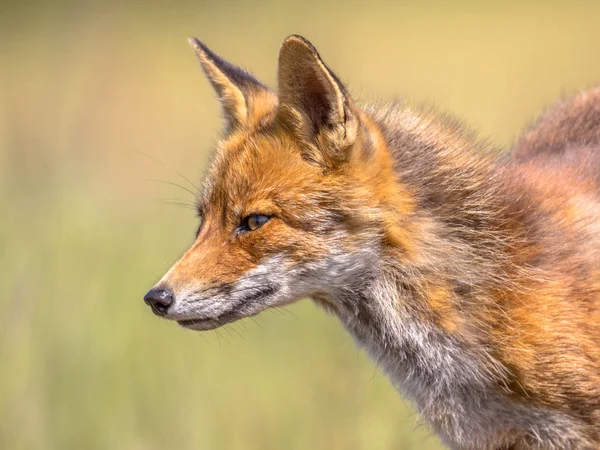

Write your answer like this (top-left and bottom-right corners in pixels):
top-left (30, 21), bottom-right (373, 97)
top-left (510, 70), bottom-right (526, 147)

top-left (189, 38), bottom-right (276, 132)
top-left (277, 35), bottom-right (358, 164)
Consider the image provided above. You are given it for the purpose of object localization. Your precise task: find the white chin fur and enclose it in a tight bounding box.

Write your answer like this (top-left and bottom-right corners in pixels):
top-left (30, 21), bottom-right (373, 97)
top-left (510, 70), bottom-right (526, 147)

top-left (177, 318), bottom-right (225, 331)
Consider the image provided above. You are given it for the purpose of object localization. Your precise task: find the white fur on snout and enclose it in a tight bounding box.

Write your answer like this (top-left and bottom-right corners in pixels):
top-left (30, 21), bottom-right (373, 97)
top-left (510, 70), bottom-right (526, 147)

top-left (163, 256), bottom-right (295, 324)
top-left (163, 245), bottom-right (380, 327)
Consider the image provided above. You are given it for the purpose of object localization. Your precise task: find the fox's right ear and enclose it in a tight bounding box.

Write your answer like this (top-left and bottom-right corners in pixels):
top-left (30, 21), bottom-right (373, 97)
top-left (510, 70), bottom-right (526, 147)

top-left (189, 38), bottom-right (276, 133)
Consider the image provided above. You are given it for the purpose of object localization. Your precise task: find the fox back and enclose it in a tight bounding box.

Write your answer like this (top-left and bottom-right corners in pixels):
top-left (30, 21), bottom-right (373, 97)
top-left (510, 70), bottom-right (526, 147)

top-left (144, 36), bottom-right (600, 449)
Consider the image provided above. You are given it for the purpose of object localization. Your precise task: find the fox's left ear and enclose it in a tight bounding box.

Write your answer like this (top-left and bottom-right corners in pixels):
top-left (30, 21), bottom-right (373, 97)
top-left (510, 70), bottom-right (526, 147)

top-left (277, 35), bottom-right (359, 166)
top-left (189, 38), bottom-right (277, 133)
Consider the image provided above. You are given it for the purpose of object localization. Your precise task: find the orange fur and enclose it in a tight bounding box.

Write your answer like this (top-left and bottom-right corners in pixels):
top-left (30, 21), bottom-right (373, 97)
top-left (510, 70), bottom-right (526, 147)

top-left (146, 36), bottom-right (600, 449)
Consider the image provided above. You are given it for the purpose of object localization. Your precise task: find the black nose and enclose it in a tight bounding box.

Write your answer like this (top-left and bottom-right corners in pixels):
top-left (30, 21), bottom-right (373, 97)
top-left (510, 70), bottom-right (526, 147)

top-left (144, 288), bottom-right (173, 316)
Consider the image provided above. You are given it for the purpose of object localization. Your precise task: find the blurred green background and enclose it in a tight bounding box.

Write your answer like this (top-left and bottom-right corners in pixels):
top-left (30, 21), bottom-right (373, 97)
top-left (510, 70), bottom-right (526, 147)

top-left (2, 1), bottom-right (600, 449)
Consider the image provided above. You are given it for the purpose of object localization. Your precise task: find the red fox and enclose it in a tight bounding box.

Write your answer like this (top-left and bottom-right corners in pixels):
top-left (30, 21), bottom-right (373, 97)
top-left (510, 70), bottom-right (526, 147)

top-left (144, 35), bottom-right (600, 449)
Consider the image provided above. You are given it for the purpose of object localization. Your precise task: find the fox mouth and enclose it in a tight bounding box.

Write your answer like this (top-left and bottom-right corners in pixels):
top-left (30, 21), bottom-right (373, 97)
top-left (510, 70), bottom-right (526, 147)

top-left (175, 285), bottom-right (279, 331)
top-left (177, 310), bottom-right (241, 330)
top-left (177, 317), bottom-right (228, 331)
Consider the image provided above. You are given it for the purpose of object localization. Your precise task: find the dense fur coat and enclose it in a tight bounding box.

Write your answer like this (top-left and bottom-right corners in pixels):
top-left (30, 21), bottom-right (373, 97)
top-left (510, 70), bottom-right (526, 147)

top-left (145, 36), bottom-right (600, 449)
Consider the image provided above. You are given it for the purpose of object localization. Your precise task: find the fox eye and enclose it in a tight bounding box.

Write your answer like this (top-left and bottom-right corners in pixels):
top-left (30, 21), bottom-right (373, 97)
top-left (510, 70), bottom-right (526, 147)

top-left (240, 214), bottom-right (271, 234)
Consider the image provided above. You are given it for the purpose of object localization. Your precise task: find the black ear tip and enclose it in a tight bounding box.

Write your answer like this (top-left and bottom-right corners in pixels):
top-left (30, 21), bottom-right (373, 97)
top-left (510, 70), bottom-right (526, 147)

top-left (188, 37), bottom-right (202, 50)
top-left (188, 37), bottom-right (222, 65)
top-left (281, 34), bottom-right (318, 55)
top-left (283, 34), bottom-right (310, 44)
top-left (189, 37), bottom-right (213, 56)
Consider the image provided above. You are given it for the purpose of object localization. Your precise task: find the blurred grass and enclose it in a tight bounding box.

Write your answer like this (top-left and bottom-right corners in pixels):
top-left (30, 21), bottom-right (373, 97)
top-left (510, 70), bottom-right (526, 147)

top-left (2, 1), bottom-right (600, 449)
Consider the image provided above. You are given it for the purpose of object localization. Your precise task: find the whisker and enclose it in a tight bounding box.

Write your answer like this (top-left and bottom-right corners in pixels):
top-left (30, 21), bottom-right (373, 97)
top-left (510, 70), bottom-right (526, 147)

top-left (214, 329), bottom-right (222, 347)
top-left (249, 316), bottom-right (264, 331)
top-left (136, 150), bottom-right (201, 194)
top-left (268, 308), bottom-right (284, 317)
top-left (274, 306), bottom-right (299, 320)
top-left (217, 329), bottom-right (230, 345)
top-left (146, 179), bottom-right (199, 198)
top-left (155, 197), bottom-right (197, 206)
top-left (154, 199), bottom-right (198, 210)
top-left (195, 331), bottom-right (210, 345)
top-left (227, 322), bottom-right (246, 340)
top-left (223, 324), bottom-right (236, 340)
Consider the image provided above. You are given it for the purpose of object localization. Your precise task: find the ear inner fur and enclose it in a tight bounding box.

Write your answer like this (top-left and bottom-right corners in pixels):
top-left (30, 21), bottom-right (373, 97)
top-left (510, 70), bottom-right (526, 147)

top-left (277, 35), bottom-right (359, 166)
top-left (189, 37), bottom-right (276, 132)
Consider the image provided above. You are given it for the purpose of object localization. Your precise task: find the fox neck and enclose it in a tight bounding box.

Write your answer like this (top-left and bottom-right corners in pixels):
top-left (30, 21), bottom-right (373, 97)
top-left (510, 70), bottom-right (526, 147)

top-left (313, 103), bottom-right (521, 424)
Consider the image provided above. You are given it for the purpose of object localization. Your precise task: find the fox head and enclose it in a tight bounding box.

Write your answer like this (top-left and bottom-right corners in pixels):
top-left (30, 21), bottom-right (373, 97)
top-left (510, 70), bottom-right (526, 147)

top-left (144, 35), bottom-right (413, 330)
